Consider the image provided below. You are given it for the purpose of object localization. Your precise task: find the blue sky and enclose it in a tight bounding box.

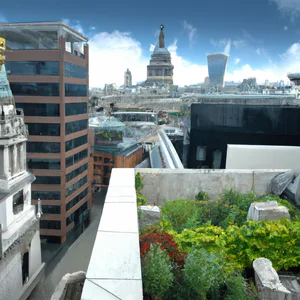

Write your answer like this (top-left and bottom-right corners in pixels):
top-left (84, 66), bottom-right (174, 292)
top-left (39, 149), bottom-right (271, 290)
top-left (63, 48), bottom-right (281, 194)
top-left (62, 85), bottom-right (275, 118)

top-left (1, 0), bottom-right (300, 87)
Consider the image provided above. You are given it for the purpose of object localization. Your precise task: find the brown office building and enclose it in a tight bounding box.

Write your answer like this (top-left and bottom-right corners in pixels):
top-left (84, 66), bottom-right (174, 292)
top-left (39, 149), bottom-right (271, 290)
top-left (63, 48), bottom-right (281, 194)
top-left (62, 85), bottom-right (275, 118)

top-left (0, 22), bottom-right (92, 244)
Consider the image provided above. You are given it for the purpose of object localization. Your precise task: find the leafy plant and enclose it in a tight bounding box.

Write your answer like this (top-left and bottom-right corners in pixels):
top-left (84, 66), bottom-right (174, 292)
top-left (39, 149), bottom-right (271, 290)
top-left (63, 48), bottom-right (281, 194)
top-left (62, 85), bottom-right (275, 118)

top-left (222, 219), bottom-right (300, 271)
top-left (161, 200), bottom-right (200, 233)
top-left (140, 231), bottom-right (186, 267)
top-left (142, 244), bottom-right (174, 300)
top-left (135, 172), bottom-right (147, 206)
top-left (196, 190), bottom-right (209, 201)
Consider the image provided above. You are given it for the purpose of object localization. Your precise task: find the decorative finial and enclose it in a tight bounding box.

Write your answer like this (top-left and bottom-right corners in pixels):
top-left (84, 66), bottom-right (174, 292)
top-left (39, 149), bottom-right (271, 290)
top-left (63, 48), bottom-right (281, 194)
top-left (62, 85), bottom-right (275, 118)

top-left (159, 25), bottom-right (165, 48)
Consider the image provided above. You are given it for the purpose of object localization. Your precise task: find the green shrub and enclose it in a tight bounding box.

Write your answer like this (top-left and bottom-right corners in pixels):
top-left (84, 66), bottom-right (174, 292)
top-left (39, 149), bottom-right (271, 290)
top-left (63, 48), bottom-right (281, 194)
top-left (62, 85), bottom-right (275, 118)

top-left (171, 219), bottom-right (300, 271)
top-left (161, 200), bottom-right (200, 233)
top-left (142, 244), bottom-right (174, 299)
top-left (196, 190), bottom-right (209, 201)
top-left (222, 219), bottom-right (300, 270)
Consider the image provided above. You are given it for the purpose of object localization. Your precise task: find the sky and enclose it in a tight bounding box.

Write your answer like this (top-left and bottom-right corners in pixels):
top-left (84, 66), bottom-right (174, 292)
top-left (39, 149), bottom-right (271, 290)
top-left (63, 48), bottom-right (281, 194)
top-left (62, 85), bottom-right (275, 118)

top-left (1, 0), bottom-right (300, 87)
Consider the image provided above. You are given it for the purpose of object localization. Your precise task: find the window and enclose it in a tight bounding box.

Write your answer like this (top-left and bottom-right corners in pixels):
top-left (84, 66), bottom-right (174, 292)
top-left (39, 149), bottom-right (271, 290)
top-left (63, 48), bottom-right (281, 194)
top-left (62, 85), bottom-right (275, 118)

top-left (27, 123), bottom-right (60, 136)
top-left (10, 82), bottom-right (60, 96)
top-left (40, 220), bottom-right (61, 230)
top-left (65, 119), bottom-right (87, 135)
top-left (6, 61), bottom-right (59, 75)
top-left (66, 175), bottom-right (87, 198)
top-left (66, 202), bottom-right (88, 226)
top-left (42, 205), bottom-right (61, 214)
top-left (66, 148), bottom-right (88, 167)
top-left (22, 252), bottom-right (29, 285)
top-left (66, 163), bottom-right (88, 182)
top-left (65, 135), bottom-right (87, 152)
top-left (13, 190), bottom-right (24, 214)
top-left (65, 103), bottom-right (87, 116)
top-left (64, 62), bottom-right (87, 78)
top-left (27, 158), bottom-right (60, 170)
top-left (65, 84), bottom-right (87, 97)
top-left (16, 103), bottom-right (60, 117)
top-left (66, 188), bottom-right (88, 211)
top-left (34, 176), bottom-right (61, 184)
top-left (27, 142), bottom-right (60, 153)
top-left (32, 191), bottom-right (60, 200)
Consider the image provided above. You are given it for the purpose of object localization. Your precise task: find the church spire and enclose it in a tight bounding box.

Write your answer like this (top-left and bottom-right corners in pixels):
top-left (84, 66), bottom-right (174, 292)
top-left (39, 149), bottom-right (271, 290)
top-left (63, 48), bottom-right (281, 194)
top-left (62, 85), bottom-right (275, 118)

top-left (159, 24), bottom-right (165, 48)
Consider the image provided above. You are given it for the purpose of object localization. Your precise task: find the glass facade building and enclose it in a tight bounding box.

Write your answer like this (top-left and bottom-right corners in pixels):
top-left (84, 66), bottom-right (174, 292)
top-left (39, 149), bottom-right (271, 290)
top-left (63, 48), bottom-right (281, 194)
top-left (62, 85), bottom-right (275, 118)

top-left (1, 21), bottom-right (91, 244)
top-left (207, 54), bottom-right (228, 87)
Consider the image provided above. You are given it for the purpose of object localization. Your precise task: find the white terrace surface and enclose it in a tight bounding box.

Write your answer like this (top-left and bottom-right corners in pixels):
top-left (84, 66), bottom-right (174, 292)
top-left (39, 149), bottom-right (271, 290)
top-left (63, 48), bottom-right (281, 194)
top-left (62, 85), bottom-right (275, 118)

top-left (82, 168), bottom-right (290, 299)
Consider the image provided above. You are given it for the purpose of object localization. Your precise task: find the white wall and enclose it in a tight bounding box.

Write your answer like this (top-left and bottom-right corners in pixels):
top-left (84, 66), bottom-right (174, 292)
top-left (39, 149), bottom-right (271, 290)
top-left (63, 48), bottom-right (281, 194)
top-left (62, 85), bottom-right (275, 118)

top-left (137, 169), bottom-right (289, 204)
top-left (226, 145), bottom-right (300, 172)
top-left (0, 183), bottom-right (32, 231)
top-left (29, 231), bottom-right (42, 278)
top-left (0, 252), bottom-right (23, 300)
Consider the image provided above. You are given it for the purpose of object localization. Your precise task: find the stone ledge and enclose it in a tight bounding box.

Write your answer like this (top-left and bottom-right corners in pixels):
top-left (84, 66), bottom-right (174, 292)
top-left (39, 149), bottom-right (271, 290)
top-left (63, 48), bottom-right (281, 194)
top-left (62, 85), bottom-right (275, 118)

top-left (81, 168), bottom-right (142, 300)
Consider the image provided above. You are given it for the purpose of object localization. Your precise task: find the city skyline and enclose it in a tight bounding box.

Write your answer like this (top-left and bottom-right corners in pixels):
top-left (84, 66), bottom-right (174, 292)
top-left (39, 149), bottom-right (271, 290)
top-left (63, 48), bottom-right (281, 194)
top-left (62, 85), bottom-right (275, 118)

top-left (1, 0), bottom-right (300, 87)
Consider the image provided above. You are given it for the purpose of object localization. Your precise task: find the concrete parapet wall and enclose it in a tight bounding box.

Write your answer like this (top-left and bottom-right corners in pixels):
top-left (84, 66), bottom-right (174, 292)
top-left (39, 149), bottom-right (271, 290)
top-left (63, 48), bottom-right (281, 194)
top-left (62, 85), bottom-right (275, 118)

top-left (136, 169), bottom-right (290, 205)
top-left (81, 168), bottom-right (143, 300)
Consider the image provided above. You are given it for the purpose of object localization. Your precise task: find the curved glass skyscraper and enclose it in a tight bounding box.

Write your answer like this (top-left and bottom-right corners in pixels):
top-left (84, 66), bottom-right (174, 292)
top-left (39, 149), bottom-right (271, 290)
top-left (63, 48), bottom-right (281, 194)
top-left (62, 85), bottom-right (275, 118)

top-left (207, 54), bottom-right (228, 87)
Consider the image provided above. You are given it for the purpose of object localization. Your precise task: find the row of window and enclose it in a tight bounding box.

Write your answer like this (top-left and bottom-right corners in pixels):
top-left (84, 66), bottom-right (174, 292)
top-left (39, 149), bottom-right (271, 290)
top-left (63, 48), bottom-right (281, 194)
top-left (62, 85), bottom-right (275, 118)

top-left (27, 134), bottom-right (87, 153)
top-left (6, 61), bottom-right (86, 79)
top-left (16, 102), bottom-right (87, 117)
top-left (66, 148), bottom-right (88, 168)
top-left (27, 142), bottom-right (60, 153)
top-left (66, 134), bottom-right (87, 152)
top-left (66, 188), bottom-right (88, 211)
top-left (32, 191), bottom-right (61, 200)
top-left (66, 175), bottom-right (87, 198)
top-left (65, 119), bottom-right (88, 135)
top-left (26, 119), bottom-right (87, 137)
top-left (66, 202), bottom-right (88, 226)
top-left (27, 123), bottom-right (60, 136)
top-left (10, 83), bottom-right (87, 97)
top-left (42, 205), bottom-right (61, 214)
top-left (34, 176), bottom-right (61, 185)
top-left (27, 158), bottom-right (61, 170)
top-left (66, 163), bottom-right (88, 183)
top-left (40, 220), bottom-right (61, 230)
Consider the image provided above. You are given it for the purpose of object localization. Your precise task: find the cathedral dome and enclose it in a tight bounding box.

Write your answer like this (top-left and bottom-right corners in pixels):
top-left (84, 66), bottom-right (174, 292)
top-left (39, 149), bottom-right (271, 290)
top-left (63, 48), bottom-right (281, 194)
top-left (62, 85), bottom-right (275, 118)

top-left (153, 43), bottom-right (170, 56)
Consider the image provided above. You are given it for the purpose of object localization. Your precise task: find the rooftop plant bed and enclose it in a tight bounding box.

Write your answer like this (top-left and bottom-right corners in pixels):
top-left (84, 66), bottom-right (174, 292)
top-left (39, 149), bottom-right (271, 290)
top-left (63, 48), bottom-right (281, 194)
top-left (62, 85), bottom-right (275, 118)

top-left (136, 181), bottom-right (300, 300)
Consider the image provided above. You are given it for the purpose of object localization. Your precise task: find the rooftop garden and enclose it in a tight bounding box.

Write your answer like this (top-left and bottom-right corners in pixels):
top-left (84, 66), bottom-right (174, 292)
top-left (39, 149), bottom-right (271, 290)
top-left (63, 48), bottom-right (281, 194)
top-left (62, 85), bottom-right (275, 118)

top-left (136, 173), bottom-right (300, 300)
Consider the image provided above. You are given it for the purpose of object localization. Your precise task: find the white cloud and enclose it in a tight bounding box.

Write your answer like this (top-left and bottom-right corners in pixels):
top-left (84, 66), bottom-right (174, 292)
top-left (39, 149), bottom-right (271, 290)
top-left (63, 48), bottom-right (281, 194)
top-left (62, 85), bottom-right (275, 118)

top-left (256, 48), bottom-right (261, 55)
top-left (62, 18), bottom-right (84, 34)
top-left (270, 0), bottom-right (300, 20)
top-left (232, 39), bottom-right (246, 48)
top-left (234, 58), bottom-right (241, 65)
top-left (183, 21), bottom-right (197, 45)
top-left (284, 25), bottom-right (288, 30)
top-left (65, 19), bottom-right (300, 87)
top-left (223, 40), bottom-right (231, 55)
top-left (90, 26), bottom-right (96, 30)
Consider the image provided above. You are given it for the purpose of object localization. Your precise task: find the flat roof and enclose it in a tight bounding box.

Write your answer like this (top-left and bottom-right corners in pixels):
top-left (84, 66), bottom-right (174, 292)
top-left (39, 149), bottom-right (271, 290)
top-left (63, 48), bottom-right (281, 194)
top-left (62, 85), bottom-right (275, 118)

top-left (0, 21), bottom-right (88, 43)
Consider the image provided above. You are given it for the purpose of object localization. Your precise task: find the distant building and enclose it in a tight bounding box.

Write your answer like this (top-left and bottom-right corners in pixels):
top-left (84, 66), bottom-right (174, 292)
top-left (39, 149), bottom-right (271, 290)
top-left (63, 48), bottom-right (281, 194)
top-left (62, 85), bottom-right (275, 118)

top-left (144, 25), bottom-right (174, 86)
top-left (204, 76), bottom-right (210, 87)
top-left (124, 68), bottom-right (132, 87)
top-left (207, 53), bottom-right (228, 88)
top-left (88, 116), bottom-right (144, 191)
top-left (265, 80), bottom-right (270, 87)
top-left (0, 63), bottom-right (45, 300)
top-left (279, 80), bottom-right (284, 87)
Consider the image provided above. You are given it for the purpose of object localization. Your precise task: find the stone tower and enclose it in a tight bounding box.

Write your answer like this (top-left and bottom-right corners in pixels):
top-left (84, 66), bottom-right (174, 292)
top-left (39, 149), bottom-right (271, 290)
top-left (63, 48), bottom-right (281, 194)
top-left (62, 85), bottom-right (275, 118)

top-left (144, 24), bottom-right (174, 86)
top-left (124, 68), bottom-right (132, 87)
top-left (0, 57), bottom-right (44, 300)
top-left (0, 64), bottom-right (30, 189)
